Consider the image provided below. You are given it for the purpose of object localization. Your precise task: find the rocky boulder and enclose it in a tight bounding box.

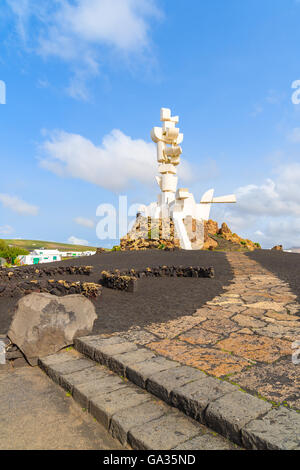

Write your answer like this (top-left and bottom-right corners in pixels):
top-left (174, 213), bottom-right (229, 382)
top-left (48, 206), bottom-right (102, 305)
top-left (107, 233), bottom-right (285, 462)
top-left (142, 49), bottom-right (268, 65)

top-left (214, 221), bottom-right (261, 251)
top-left (203, 237), bottom-right (218, 250)
top-left (219, 222), bottom-right (231, 236)
top-left (96, 248), bottom-right (107, 254)
top-left (205, 220), bottom-right (219, 236)
top-left (8, 293), bottom-right (97, 365)
top-left (271, 245), bottom-right (283, 251)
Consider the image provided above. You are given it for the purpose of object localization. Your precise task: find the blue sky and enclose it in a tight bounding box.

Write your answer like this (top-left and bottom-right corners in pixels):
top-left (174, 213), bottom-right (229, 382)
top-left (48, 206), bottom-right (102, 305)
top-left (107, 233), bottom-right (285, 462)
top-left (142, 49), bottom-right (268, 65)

top-left (1, 0), bottom-right (300, 248)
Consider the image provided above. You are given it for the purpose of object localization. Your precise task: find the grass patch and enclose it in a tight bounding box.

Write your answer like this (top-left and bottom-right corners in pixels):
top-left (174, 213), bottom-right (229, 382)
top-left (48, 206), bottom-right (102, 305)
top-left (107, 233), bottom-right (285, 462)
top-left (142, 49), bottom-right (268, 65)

top-left (3, 239), bottom-right (98, 252)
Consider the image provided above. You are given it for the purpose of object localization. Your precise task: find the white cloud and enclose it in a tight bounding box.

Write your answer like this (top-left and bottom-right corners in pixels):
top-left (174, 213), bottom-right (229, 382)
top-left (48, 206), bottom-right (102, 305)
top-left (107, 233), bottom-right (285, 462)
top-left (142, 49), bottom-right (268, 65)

top-left (39, 128), bottom-right (194, 192)
top-left (232, 163), bottom-right (300, 218)
top-left (74, 217), bottom-right (95, 229)
top-left (6, 0), bottom-right (32, 41)
top-left (7, 0), bottom-right (160, 52)
top-left (45, 0), bottom-right (160, 53)
top-left (6, 0), bottom-right (162, 99)
top-left (266, 89), bottom-right (285, 105)
top-left (0, 193), bottom-right (39, 216)
top-left (68, 236), bottom-right (89, 246)
top-left (250, 105), bottom-right (263, 117)
top-left (287, 128), bottom-right (300, 143)
top-left (0, 225), bottom-right (14, 235)
top-left (254, 230), bottom-right (265, 237)
top-left (262, 218), bottom-right (300, 248)
top-left (211, 162), bottom-right (300, 248)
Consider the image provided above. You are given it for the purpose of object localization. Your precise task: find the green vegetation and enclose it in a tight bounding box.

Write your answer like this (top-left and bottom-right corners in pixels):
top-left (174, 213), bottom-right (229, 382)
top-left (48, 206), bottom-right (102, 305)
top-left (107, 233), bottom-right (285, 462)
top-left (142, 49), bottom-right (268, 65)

top-left (0, 239), bottom-right (29, 264)
top-left (111, 245), bottom-right (121, 252)
top-left (3, 239), bottom-right (98, 252)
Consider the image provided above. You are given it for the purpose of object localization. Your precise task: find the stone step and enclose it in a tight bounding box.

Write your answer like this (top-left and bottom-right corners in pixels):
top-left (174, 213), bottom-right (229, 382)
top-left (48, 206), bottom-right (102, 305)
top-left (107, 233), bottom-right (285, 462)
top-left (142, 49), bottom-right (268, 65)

top-left (38, 348), bottom-right (240, 450)
top-left (74, 335), bottom-right (300, 451)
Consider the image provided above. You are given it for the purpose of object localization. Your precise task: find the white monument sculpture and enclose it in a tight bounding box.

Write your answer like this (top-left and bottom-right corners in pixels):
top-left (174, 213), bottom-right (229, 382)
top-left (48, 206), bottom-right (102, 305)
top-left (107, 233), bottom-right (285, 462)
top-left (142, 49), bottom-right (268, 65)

top-left (139, 108), bottom-right (237, 250)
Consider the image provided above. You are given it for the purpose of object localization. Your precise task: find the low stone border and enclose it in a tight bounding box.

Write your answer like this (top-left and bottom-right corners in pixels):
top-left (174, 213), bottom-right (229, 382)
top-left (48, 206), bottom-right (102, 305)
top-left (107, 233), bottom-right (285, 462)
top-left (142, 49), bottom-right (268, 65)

top-left (74, 335), bottom-right (300, 450)
top-left (0, 265), bottom-right (93, 280)
top-left (0, 279), bottom-right (102, 299)
top-left (101, 272), bottom-right (138, 292)
top-left (100, 265), bottom-right (215, 292)
top-left (114, 265), bottom-right (214, 279)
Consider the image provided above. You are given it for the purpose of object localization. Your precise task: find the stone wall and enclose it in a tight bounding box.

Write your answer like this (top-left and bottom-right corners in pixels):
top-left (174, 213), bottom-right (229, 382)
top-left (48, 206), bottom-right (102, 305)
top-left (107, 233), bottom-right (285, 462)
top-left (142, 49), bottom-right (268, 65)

top-left (101, 271), bottom-right (138, 292)
top-left (0, 279), bottom-right (102, 299)
top-left (100, 265), bottom-right (214, 292)
top-left (0, 265), bottom-right (93, 281)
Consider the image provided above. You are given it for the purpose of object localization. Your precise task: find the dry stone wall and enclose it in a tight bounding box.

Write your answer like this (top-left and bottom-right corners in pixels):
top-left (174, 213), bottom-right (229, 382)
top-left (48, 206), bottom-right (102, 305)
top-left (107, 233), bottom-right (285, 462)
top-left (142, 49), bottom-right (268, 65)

top-left (0, 279), bottom-right (102, 299)
top-left (0, 265), bottom-right (93, 281)
top-left (100, 265), bottom-right (214, 292)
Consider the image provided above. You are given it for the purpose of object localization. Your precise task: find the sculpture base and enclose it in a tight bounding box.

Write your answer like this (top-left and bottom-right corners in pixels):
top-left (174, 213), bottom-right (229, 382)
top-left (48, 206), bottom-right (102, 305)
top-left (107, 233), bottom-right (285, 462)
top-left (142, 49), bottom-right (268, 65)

top-left (120, 215), bottom-right (204, 251)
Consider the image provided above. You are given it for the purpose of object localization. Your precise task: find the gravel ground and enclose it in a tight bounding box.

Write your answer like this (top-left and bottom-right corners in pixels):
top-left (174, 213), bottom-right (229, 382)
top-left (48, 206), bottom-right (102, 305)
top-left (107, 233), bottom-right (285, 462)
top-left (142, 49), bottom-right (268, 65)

top-left (0, 250), bottom-right (233, 335)
top-left (246, 249), bottom-right (300, 303)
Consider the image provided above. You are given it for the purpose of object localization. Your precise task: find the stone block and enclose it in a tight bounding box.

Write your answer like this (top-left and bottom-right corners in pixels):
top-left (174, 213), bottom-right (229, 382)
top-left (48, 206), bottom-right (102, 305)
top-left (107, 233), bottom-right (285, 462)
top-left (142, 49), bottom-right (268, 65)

top-left (42, 358), bottom-right (95, 385)
top-left (172, 432), bottom-right (240, 450)
top-left (93, 342), bottom-right (138, 367)
top-left (73, 375), bottom-right (127, 409)
top-left (205, 390), bottom-right (272, 445)
top-left (90, 386), bottom-right (151, 429)
top-left (110, 400), bottom-right (168, 445)
top-left (128, 410), bottom-right (203, 450)
top-left (242, 407), bottom-right (300, 450)
top-left (74, 336), bottom-right (126, 360)
top-left (171, 377), bottom-right (237, 422)
top-left (108, 349), bottom-right (157, 376)
top-left (126, 356), bottom-right (180, 389)
top-left (59, 365), bottom-right (109, 393)
top-left (147, 365), bottom-right (207, 404)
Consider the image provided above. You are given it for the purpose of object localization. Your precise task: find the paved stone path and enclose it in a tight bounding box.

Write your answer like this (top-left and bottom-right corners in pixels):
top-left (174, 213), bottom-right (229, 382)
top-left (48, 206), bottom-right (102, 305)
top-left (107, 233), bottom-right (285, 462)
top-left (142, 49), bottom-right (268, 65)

top-left (0, 366), bottom-right (124, 450)
top-left (104, 253), bottom-right (299, 410)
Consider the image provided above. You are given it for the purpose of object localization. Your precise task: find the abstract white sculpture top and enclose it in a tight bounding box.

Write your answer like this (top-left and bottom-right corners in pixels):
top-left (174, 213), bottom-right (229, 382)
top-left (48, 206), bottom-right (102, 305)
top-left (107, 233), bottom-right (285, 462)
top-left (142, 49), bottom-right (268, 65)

top-left (139, 108), bottom-right (237, 249)
top-left (151, 108), bottom-right (183, 203)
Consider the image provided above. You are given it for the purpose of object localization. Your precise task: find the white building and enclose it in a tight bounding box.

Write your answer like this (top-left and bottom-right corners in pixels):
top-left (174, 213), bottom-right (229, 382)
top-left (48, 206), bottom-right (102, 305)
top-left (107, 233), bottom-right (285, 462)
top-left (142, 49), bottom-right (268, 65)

top-left (18, 248), bottom-right (96, 265)
top-left (59, 250), bottom-right (96, 258)
top-left (19, 250), bottom-right (62, 266)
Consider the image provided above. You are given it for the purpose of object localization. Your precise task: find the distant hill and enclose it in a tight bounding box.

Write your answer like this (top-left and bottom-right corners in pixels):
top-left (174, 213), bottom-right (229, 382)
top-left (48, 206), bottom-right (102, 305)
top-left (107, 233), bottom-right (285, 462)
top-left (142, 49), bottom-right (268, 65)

top-left (2, 239), bottom-right (99, 253)
top-left (288, 247), bottom-right (300, 253)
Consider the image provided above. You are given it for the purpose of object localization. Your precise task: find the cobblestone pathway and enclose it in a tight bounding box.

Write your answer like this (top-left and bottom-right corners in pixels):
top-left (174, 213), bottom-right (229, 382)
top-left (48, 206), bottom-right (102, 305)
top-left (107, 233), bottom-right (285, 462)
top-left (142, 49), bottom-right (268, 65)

top-left (107, 253), bottom-right (300, 410)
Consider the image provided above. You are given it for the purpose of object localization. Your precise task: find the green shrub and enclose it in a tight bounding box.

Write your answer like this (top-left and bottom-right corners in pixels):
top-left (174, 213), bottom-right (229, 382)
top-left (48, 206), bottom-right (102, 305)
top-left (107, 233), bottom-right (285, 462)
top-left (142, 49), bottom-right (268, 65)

top-left (111, 245), bottom-right (121, 252)
top-left (0, 239), bottom-right (29, 264)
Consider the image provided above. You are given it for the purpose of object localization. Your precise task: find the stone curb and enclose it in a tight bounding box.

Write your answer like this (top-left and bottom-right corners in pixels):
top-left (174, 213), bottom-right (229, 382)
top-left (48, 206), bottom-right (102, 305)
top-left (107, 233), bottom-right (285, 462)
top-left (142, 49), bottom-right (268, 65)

top-left (38, 351), bottom-right (237, 450)
top-left (74, 335), bottom-right (300, 450)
